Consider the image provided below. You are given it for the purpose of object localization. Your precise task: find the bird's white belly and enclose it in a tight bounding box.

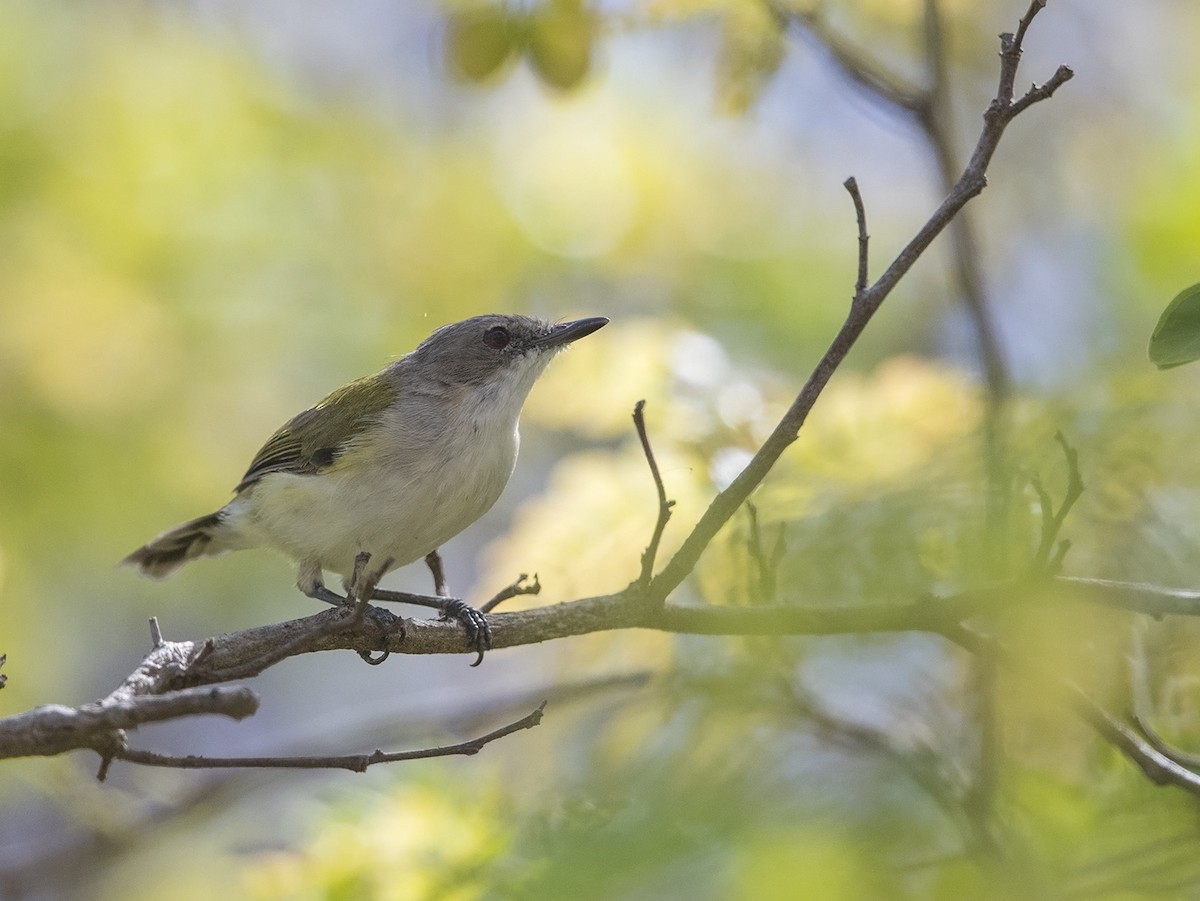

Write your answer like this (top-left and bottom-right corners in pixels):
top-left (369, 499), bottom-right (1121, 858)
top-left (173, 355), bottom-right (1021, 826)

top-left (230, 436), bottom-right (516, 578)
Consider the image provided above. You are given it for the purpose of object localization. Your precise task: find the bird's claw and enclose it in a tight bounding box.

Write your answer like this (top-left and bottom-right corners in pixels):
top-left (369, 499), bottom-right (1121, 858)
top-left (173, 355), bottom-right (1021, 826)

top-left (440, 598), bottom-right (491, 666)
top-left (352, 602), bottom-right (404, 667)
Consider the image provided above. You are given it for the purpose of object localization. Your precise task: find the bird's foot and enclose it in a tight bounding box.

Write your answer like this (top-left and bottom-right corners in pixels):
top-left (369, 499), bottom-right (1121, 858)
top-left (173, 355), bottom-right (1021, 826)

top-left (439, 598), bottom-right (492, 667)
top-left (301, 556), bottom-right (402, 665)
top-left (367, 587), bottom-right (492, 666)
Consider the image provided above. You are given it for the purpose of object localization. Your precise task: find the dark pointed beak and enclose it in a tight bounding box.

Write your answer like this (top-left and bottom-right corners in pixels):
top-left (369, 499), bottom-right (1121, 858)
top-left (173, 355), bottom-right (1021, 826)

top-left (532, 316), bottom-right (609, 350)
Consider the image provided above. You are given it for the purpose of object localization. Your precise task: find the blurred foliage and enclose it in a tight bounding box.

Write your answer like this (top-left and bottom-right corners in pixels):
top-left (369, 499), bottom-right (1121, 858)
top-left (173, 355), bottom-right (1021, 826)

top-left (447, 0), bottom-right (595, 90)
top-left (4, 0), bottom-right (1200, 900)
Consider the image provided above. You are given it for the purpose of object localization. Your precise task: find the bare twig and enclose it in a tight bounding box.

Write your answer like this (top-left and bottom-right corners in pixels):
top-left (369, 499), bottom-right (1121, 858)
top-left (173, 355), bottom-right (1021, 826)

top-left (633, 400), bottom-right (675, 591)
top-left (650, 1), bottom-right (1071, 602)
top-left (782, 0), bottom-right (1011, 400)
top-left (110, 703), bottom-right (546, 774)
top-left (480, 573), bottom-right (541, 614)
top-left (843, 176), bottom-right (869, 298)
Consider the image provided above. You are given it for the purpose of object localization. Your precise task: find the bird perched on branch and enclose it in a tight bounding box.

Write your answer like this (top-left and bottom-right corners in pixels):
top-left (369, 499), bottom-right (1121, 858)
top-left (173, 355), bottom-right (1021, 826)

top-left (123, 313), bottom-right (608, 662)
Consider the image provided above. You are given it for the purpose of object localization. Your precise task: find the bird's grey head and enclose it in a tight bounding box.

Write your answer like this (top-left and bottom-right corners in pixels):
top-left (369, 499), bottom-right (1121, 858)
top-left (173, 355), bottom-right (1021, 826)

top-left (408, 314), bottom-right (608, 390)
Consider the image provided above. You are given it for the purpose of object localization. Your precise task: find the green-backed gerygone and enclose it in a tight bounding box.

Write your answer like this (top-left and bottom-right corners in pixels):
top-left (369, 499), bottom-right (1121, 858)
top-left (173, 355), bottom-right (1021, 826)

top-left (123, 313), bottom-right (608, 655)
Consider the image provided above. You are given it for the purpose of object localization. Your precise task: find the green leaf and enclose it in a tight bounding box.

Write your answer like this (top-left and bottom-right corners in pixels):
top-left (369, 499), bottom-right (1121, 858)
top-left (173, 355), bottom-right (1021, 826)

top-left (1150, 282), bottom-right (1200, 369)
top-left (447, 6), bottom-right (519, 83)
top-left (527, 0), bottom-right (593, 90)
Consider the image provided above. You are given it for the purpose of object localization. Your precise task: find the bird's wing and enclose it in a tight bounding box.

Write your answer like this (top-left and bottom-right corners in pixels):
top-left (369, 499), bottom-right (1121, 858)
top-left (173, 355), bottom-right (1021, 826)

top-left (234, 374), bottom-right (398, 493)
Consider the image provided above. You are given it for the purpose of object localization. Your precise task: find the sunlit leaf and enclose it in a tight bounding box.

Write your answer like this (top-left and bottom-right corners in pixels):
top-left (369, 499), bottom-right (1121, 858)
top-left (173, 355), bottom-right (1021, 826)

top-left (1149, 282), bottom-right (1200, 369)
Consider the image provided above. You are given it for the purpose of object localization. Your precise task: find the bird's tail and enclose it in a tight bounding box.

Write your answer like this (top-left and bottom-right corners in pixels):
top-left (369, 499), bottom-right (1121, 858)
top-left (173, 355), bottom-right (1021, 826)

top-left (121, 511), bottom-right (230, 579)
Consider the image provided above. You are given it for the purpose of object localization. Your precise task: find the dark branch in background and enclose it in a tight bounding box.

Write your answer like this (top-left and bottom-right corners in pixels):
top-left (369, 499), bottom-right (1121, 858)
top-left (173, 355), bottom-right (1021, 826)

top-left (0, 654), bottom-right (6, 690)
top-left (1029, 431), bottom-right (1084, 574)
top-left (745, 502), bottom-right (786, 603)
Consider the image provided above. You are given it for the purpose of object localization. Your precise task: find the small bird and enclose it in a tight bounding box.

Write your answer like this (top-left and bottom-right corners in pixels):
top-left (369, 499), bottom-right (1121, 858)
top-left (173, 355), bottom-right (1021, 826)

top-left (123, 313), bottom-right (608, 660)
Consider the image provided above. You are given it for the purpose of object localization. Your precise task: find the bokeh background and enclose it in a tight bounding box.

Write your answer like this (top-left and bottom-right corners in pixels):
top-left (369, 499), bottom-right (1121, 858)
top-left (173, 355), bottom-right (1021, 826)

top-left (4, 0), bottom-right (1200, 897)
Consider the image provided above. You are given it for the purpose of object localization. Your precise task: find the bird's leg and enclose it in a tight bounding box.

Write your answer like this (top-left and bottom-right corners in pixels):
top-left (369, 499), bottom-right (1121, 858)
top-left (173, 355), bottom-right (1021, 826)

top-left (298, 557), bottom-right (401, 663)
top-left (424, 549), bottom-right (449, 597)
top-left (298, 560), bottom-right (348, 606)
top-left (343, 551), bottom-right (399, 665)
top-left (345, 552), bottom-right (395, 615)
top-left (345, 552), bottom-right (371, 602)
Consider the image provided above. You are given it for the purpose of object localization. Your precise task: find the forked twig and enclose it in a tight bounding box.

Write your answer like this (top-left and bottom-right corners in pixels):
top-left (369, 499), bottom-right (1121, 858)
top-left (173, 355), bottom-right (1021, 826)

top-left (481, 573), bottom-right (542, 614)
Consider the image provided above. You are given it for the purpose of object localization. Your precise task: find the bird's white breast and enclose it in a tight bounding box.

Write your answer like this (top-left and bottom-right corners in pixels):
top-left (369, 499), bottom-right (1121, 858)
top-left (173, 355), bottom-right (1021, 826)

top-left (226, 385), bottom-right (524, 579)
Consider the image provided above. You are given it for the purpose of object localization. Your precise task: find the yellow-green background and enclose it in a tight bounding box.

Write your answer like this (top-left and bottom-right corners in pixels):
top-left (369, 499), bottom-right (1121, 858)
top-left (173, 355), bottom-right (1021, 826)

top-left (4, 1), bottom-right (1200, 897)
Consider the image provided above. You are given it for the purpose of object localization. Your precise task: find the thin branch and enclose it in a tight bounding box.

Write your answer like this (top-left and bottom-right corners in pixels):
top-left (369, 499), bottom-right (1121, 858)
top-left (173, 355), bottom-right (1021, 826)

top-left (784, 0), bottom-right (1012, 400)
top-left (843, 176), bottom-right (869, 298)
top-left (110, 703), bottom-right (545, 774)
top-left (650, 1), bottom-right (1071, 601)
top-left (480, 573), bottom-right (541, 614)
top-left (633, 399), bottom-right (675, 591)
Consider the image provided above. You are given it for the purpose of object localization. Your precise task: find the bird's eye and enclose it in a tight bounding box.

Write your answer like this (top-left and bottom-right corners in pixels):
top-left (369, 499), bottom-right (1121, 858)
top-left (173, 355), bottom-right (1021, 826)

top-left (483, 326), bottom-right (511, 350)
